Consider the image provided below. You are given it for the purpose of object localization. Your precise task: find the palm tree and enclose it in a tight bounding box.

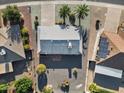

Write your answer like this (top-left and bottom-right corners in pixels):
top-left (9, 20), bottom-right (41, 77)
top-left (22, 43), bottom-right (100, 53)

top-left (59, 4), bottom-right (71, 25)
top-left (75, 4), bottom-right (89, 26)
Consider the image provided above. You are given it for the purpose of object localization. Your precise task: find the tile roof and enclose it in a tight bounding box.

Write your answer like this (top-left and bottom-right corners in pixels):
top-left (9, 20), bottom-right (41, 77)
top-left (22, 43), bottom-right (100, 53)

top-left (104, 31), bottom-right (124, 52)
top-left (0, 26), bottom-right (25, 62)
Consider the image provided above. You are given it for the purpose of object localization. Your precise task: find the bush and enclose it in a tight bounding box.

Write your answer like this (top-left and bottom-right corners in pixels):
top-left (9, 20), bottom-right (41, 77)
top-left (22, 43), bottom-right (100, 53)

top-left (42, 85), bottom-right (53, 93)
top-left (15, 77), bottom-right (32, 93)
top-left (0, 84), bottom-right (8, 93)
top-left (72, 68), bottom-right (78, 79)
top-left (89, 83), bottom-right (114, 93)
top-left (36, 64), bottom-right (46, 74)
top-left (22, 36), bottom-right (29, 44)
top-left (89, 83), bottom-right (99, 93)
top-left (21, 27), bottom-right (29, 37)
top-left (24, 44), bottom-right (30, 51)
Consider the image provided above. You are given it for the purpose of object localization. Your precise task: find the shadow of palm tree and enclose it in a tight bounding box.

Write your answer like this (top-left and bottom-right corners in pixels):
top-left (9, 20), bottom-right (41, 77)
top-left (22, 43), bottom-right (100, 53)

top-left (38, 73), bottom-right (47, 91)
top-left (7, 25), bottom-right (21, 43)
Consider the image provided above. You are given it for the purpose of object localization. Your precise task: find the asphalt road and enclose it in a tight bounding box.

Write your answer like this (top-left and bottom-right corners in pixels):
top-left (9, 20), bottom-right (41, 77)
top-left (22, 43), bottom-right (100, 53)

top-left (88, 0), bottom-right (124, 5)
top-left (0, 0), bottom-right (124, 5)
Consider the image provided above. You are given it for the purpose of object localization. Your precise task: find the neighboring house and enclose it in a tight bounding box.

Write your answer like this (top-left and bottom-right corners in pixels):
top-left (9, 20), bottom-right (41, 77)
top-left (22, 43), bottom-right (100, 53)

top-left (0, 25), bottom-right (25, 74)
top-left (92, 29), bottom-right (124, 91)
top-left (37, 25), bottom-right (82, 69)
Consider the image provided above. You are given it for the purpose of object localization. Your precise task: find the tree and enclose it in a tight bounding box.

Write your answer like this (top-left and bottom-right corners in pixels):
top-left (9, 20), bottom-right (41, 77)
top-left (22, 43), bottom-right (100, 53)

top-left (2, 5), bottom-right (21, 25)
top-left (59, 4), bottom-right (71, 25)
top-left (0, 84), bottom-right (8, 93)
top-left (75, 4), bottom-right (89, 26)
top-left (36, 64), bottom-right (46, 74)
top-left (15, 77), bottom-right (32, 93)
top-left (34, 16), bottom-right (39, 31)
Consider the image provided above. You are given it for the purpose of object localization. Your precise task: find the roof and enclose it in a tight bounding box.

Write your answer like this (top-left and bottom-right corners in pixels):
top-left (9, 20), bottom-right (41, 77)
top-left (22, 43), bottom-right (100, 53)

top-left (38, 25), bottom-right (80, 40)
top-left (104, 31), bottom-right (124, 52)
top-left (95, 65), bottom-right (122, 78)
top-left (0, 62), bottom-right (13, 74)
top-left (40, 40), bottom-right (81, 54)
top-left (97, 53), bottom-right (124, 70)
top-left (37, 25), bottom-right (81, 54)
top-left (0, 28), bottom-right (8, 46)
top-left (0, 25), bottom-right (25, 63)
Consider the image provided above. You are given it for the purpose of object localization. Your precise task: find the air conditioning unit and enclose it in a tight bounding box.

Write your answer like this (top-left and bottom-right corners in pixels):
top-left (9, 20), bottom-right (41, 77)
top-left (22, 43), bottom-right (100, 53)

top-left (0, 49), bottom-right (6, 56)
top-left (68, 42), bottom-right (72, 48)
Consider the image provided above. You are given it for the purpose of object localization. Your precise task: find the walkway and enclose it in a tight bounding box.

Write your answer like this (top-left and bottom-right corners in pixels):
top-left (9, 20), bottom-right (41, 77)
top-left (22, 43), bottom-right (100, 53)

top-left (104, 8), bottom-right (122, 33)
top-left (41, 3), bottom-right (55, 26)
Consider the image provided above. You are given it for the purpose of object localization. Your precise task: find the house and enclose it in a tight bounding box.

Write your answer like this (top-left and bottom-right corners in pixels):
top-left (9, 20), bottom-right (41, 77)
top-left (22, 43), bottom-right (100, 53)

top-left (0, 25), bottom-right (25, 74)
top-left (37, 25), bottom-right (82, 69)
top-left (92, 25), bottom-right (124, 91)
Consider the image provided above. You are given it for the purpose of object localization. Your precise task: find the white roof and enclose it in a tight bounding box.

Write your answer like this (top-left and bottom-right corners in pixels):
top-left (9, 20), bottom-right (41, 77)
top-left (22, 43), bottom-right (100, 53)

top-left (38, 25), bottom-right (80, 40)
top-left (95, 65), bottom-right (122, 78)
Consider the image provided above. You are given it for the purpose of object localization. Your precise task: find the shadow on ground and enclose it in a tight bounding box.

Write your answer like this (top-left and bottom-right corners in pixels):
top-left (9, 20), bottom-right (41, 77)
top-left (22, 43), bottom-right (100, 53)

top-left (40, 55), bottom-right (82, 69)
top-left (38, 73), bottom-right (47, 91)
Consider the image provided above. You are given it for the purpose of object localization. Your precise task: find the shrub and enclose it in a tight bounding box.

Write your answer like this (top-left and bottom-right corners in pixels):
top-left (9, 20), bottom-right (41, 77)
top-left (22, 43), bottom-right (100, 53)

top-left (89, 83), bottom-right (114, 93)
top-left (60, 79), bottom-right (70, 92)
top-left (0, 84), bottom-right (8, 93)
top-left (24, 44), bottom-right (30, 51)
top-left (36, 64), bottom-right (46, 74)
top-left (72, 68), bottom-right (78, 79)
top-left (89, 83), bottom-right (99, 93)
top-left (42, 85), bottom-right (53, 93)
top-left (22, 36), bottom-right (29, 44)
top-left (15, 77), bottom-right (32, 93)
top-left (21, 27), bottom-right (29, 37)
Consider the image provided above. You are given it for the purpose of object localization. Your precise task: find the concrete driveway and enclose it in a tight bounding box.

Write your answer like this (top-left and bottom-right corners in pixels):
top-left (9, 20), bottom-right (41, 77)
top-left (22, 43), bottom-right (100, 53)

top-left (39, 55), bottom-right (84, 93)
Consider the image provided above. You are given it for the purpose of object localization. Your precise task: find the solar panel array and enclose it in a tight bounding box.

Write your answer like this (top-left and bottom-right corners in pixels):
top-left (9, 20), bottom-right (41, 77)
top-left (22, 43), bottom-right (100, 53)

top-left (97, 37), bottom-right (109, 58)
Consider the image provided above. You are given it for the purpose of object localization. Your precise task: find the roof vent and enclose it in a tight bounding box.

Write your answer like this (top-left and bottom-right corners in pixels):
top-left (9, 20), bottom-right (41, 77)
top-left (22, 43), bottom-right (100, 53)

top-left (68, 42), bottom-right (72, 48)
top-left (0, 49), bottom-right (6, 56)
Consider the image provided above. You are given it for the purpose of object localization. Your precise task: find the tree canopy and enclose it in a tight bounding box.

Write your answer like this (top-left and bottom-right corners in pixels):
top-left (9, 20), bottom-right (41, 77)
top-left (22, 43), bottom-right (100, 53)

top-left (59, 4), bottom-right (71, 24)
top-left (2, 5), bottom-right (21, 25)
top-left (15, 77), bottom-right (32, 93)
top-left (0, 84), bottom-right (8, 93)
top-left (75, 4), bottom-right (89, 26)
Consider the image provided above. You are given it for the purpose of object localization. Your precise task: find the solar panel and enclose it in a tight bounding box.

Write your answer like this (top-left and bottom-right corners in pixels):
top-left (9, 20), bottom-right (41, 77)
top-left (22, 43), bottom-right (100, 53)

top-left (97, 37), bottom-right (109, 58)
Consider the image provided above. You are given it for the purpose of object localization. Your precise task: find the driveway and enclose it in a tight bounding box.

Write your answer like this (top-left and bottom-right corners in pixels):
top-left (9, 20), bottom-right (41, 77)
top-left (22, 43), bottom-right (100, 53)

top-left (39, 55), bottom-right (84, 93)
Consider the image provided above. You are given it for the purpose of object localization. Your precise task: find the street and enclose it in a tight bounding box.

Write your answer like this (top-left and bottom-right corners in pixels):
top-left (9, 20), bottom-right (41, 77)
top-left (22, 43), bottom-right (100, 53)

top-left (0, 0), bottom-right (124, 5)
